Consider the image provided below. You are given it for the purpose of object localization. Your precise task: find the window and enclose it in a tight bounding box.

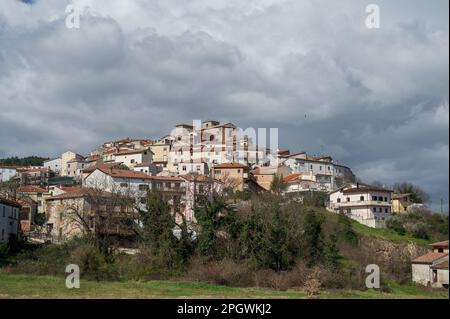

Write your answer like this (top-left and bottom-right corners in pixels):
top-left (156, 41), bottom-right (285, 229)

top-left (372, 195), bottom-right (377, 201)
top-left (182, 166), bottom-right (187, 171)
top-left (320, 166), bottom-right (322, 171)
top-left (346, 197), bottom-right (350, 202)
top-left (165, 182), bottom-right (171, 189)
top-left (131, 159), bottom-right (135, 164)
top-left (237, 169), bottom-right (241, 173)
top-left (337, 198), bottom-right (341, 203)
top-left (385, 208), bottom-right (388, 213)
top-left (360, 196), bottom-right (364, 201)
top-left (373, 207), bottom-right (377, 213)
top-left (139, 184), bottom-right (149, 191)
top-left (384, 197), bottom-right (388, 202)
top-left (215, 169), bottom-right (221, 174)
top-left (379, 207), bottom-right (382, 212)
top-left (438, 248), bottom-right (444, 253)
top-left (120, 183), bottom-right (129, 188)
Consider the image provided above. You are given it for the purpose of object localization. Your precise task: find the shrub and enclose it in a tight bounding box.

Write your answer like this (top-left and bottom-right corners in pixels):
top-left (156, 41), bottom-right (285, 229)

top-left (189, 258), bottom-right (253, 287)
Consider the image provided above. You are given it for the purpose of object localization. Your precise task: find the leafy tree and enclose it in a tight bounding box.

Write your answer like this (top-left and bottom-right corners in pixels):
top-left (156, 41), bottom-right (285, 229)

top-left (386, 215), bottom-right (406, 235)
top-left (302, 191), bottom-right (328, 207)
top-left (266, 203), bottom-right (290, 271)
top-left (324, 234), bottom-right (340, 269)
top-left (194, 197), bottom-right (235, 259)
top-left (0, 156), bottom-right (49, 166)
top-left (140, 192), bottom-right (179, 267)
top-left (270, 174), bottom-right (287, 194)
top-left (393, 182), bottom-right (430, 204)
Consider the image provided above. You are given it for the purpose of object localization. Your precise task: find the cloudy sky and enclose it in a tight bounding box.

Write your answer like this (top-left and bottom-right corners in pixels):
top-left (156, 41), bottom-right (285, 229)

top-left (0, 0), bottom-right (448, 211)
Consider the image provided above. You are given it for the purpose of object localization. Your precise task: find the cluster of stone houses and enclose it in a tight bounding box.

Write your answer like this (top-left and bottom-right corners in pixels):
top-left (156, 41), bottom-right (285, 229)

top-left (0, 120), bottom-right (438, 244)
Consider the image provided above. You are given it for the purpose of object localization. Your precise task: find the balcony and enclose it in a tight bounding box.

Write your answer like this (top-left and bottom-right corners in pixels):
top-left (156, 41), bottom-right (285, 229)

top-left (329, 200), bottom-right (390, 209)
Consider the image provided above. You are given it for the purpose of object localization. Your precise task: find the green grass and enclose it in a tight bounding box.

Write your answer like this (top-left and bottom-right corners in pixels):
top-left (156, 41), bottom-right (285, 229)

top-left (0, 274), bottom-right (447, 299)
top-left (350, 220), bottom-right (432, 245)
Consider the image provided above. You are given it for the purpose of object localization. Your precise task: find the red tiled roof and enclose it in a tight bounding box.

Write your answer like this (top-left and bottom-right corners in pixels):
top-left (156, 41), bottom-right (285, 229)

top-left (213, 163), bottom-right (248, 169)
top-left (412, 252), bottom-right (448, 264)
top-left (283, 173), bottom-right (302, 183)
top-left (0, 197), bottom-right (22, 208)
top-left (96, 168), bottom-right (182, 182)
top-left (17, 185), bottom-right (48, 193)
top-left (432, 260), bottom-right (449, 270)
top-left (115, 148), bottom-right (153, 155)
top-left (430, 240), bottom-right (449, 248)
top-left (47, 188), bottom-right (114, 200)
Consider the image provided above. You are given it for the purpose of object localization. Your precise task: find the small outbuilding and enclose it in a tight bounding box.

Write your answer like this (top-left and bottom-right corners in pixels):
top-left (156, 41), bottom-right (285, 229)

top-left (412, 240), bottom-right (449, 288)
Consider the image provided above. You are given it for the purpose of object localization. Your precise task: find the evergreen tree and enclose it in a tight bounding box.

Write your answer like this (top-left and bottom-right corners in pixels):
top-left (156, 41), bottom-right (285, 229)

top-left (302, 209), bottom-right (325, 266)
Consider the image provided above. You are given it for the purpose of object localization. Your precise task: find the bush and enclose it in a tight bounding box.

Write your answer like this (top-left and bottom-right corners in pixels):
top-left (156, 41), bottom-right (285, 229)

top-left (189, 258), bottom-right (253, 287)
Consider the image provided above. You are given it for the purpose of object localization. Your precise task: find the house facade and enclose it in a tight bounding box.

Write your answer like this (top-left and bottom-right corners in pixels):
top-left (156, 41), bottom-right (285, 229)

top-left (61, 151), bottom-right (85, 177)
top-left (43, 158), bottom-right (62, 174)
top-left (113, 148), bottom-right (154, 168)
top-left (46, 189), bottom-right (137, 241)
top-left (0, 166), bottom-right (17, 182)
top-left (328, 183), bottom-right (392, 228)
top-left (211, 163), bottom-right (249, 192)
top-left (0, 197), bottom-right (21, 243)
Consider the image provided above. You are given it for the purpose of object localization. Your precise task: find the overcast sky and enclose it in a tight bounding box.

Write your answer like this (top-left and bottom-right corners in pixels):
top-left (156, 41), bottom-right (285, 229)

top-left (0, 0), bottom-right (448, 212)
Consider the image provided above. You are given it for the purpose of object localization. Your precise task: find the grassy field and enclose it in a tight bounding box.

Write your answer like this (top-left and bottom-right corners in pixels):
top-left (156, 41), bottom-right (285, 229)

top-left (0, 274), bottom-right (447, 299)
top-left (349, 219), bottom-right (432, 245)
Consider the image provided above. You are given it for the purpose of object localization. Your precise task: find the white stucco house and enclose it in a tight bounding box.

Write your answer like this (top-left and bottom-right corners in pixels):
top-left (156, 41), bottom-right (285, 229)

top-left (43, 158), bottom-right (62, 174)
top-left (0, 166), bottom-right (17, 182)
top-left (113, 148), bottom-right (153, 168)
top-left (0, 197), bottom-right (21, 243)
top-left (412, 240), bottom-right (449, 288)
top-left (327, 183), bottom-right (392, 228)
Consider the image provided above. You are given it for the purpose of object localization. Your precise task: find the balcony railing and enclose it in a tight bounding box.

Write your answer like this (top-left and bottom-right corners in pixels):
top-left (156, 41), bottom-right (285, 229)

top-left (329, 200), bottom-right (390, 209)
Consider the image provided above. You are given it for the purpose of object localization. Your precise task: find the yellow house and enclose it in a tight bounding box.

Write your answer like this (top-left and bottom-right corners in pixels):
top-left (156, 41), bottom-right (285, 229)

top-left (17, 185), bottom-right (51, 216)
top-left (391, 193), bottom-right (413, 214)
top-left (211, 163), bottom-right (248, 192)
top-left (250, 165), bottom-right (292, 191)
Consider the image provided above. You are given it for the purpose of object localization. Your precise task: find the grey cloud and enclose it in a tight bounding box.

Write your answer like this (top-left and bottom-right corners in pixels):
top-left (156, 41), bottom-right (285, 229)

top-left (0, 0), bottom-right (448, 211)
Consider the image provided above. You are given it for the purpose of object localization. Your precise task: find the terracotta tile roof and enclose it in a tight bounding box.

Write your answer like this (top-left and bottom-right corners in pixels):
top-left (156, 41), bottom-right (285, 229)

top-left (430, 240), bottom-right (449, 248)
top-left (97, 168), bottom-right (182, 182)
top-left (115, 148), bottom-right (153, 155)
top-left (392, 193), bottom-right (413, 200)
top-left (60, 186), bottom-right (82, 193)
top-left (0, 196), bottom-right (22, 208)
top-left (432, 260), bottom-right (449, 270)
top-left (283, 173), bottom-right (302, 183)
top-left (179, 174), bottom-right (219, 183)
top-left (412, 252), bottom-right (448, 264)
top-left (47, 188), bottom-right (114, 200)
top-left (342, 185), bottom-right (393, 194)
top-left (82, 163), bottom-right (119, 173)
top-left (17, 185), bottom-right (48, 193)
top-left (213, 163), bottom-right (248, 169)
